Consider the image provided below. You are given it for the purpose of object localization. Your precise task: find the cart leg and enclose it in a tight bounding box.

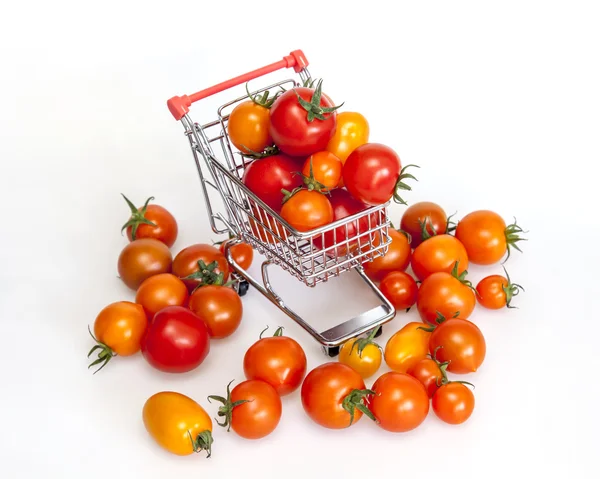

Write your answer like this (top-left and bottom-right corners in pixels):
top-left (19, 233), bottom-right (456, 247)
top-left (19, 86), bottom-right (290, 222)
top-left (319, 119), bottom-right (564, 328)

top-left (323, 345), bottom-right (341, 358)
top-left (237, 279), bottom-right (250, 297)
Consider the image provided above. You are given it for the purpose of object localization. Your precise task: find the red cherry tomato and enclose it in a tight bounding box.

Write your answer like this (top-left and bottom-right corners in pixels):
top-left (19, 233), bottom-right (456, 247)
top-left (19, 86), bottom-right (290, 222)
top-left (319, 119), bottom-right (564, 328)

top-left (379, 271), bottom-right (418, 310)
top-left (407, 357), bottom-right (445, 398)
top-left (121, 194), bottom-right (178, 248)
top-left (476, 268), bottom-right (524, 309)
top-left (218, 239), bottom-right (254, 271)
top-left (172, 243), bottom-right (229, 293)
top-left (432, 382), bottom-right (475, 425)
top-left (429, 318), bottom-right (486, 374)
top-left (141, 306), bottom-right (211, 373)
top-left (417, 270), bottom-right (476, 324)
top-left (400, 201), bottom-right (450, 248)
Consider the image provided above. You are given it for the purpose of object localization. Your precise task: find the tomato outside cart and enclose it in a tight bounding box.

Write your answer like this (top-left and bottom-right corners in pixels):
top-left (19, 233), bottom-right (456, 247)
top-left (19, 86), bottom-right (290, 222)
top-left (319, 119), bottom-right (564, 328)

top-left (166, 50), bottom-right (396, 357)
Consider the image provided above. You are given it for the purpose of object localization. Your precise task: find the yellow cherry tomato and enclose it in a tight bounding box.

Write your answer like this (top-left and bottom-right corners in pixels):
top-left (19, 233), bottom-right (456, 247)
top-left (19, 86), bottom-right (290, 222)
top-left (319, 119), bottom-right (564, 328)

top-left (339, 328), bottom-right (382, 379)
top-left (326, 111), bottom-right (370, 163)
top-left (143, 391), bottom-right (213, 457)
top-left (384, 322), bottom-right (432, 373)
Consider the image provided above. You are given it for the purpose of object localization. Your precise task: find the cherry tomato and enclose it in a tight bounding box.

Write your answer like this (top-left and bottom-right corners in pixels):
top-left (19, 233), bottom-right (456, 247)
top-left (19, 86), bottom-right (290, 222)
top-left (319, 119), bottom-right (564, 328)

top-left (269, 80), bottom-right (339, 157)
top-left (209, 379), bottom-right (282, 439)
top-left (417, 270), bottom-right (476, 324)
top-left (135, 273), bottom-right (189, 319)
top-left (326, 111), bottom-right (370, 164)
top-left (429, 318), bottom-right (486, 374)
top-left (143, 391), bottom-right (213, 457)
top-left (432, 382), bottom-right (475, 425)
top-left (364, 229), bottom-right (411, 282)
top-left (407, 356), bottom-right (446, 398)
top-left (117, 238), bottom-right (173, 291)
top-left (455, 210), bottom-right (527, 265)
top-left (411, 234), bottom-right (469, 281)
top-left (378, 271), bottom-right (418, 310)
top-left (338, 328), bottom-right (382, 379)
top-left (400, 201), bottom-right (450, 248)
top-left (227, 99), bottom-right (272, 154)
top-left (188, 285), bottom-right (243, 339)
top-left (243, 326), bottom-right (307, 396)
top-left (141, 306), bottom-right (211, 373)
top-left (87, 301), bottom-right (148, 373)
top-left (367, 372), bottom-right (429, 433)
top-left (121, 194), bottom-right (178, 248)
top-left (218, 239), bottom-right (254, 270)
top-left (280, 189), bottom-right (333, 232)
top-left (301, 362), bottom-right (374, 429)
top-left (302, 151), bottom-right (343, 189)
top-left (242, 154), bottom-right (304, 212)
top-left (384, 322), bottom-right (431, 373)
top-left (342, 143), bottom-right (417, 206)
top-left (172, 243), bottom-right (229, 293)
top-left (476, 268), bottom-right (524, 309)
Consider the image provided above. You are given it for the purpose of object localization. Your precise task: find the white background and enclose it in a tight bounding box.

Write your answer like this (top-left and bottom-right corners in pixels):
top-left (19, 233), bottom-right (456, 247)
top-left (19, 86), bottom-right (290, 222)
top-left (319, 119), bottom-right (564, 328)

top-left (2, 1), bottom-right (599, 478)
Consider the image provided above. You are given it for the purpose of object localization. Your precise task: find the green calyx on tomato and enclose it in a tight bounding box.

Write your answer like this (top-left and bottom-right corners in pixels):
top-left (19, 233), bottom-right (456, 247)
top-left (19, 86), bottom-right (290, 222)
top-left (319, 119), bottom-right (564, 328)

top-left (418, 311), bottom-right (461, 332)
top-left (120, 194), bottom-right (158, 240)
top-left (245, 82), bottom-right (282, 109)
top-left (501, 265), bottom-right (525, 308)
top-left (87, 325), bottom-right (116, 374)
top-left (450, 260), bottom-right (475, 290)
top-left (182, 259), bottom-right (233, 293)
top-left (207, 380), bottom-right (251, 432)
top-left (297, 157), bottom-right (331, 194)
top-left (503, 218), bottom-right (528, 262)
top-left (187, 430), bottom-right (214, 458)
top-left (429, 346), bottom-right (474, 389)
top-left (342, 388), bottom-right (378, 426)
top-left (420, 211), bottom-right (457, 242)
top-left (350, 327), bottom-right (383, 358)
top-left (294, 79), bottom-right (343, 122)
top-left (259, 325), bottom-right (284, 339)
top-left (393, 164), bottom-right (420, 206)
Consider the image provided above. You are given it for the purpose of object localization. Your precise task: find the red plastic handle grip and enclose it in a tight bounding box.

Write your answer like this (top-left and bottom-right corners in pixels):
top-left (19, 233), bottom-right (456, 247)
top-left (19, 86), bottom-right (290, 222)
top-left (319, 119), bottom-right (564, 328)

top-left (167, 49), bottom-right (309, 121)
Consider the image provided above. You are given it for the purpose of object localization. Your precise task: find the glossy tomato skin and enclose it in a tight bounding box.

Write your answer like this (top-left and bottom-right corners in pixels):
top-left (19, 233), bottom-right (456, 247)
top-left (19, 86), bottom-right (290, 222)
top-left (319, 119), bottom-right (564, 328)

top-left (93, 301), bottom-right (147, 356)
top-left (339, 337), bottom-right (382, 379)
top-left (302, 151), bottom-right (343, 189)
top-left (367, 372), bottom-right (429, 433)
top-left (432, 382), bottom-right (475, 425)
top-left (417, 271), bottom-right (476, 324)
top-left (269, 86), bottom-right (337, 157)
top-left (141, 306), bottom-right (210, 373)
top-left (143, 391), bottom-right (213, 456)
top-left (455, 210), bottom-right (507, 265)
top-left (301, 362), bottom-right (367, 429)
top-left (135, 273), bottom-right (189, 319)
top-left (384, 322), bottom-right (431, 373)
top-left (429, 318), bottom-right (486, 374)
top-left (280, 190), bottom-right (333, 232)
top-left (188, 285), bottom-right (243, 339)
top-left (172, 244), bottom-right (229, 293)
top-left (126, 204), bottom-right (178, 248)
top-left (400, 201), bottom-right (448, 248)
top-left (364, 229), bottom-right (411, 282)
top-left (243, 331), bottom-right (307, 396)
top-left (219, 239), bottom-right (254, 271)
top-left (411, 234), bottom-right (469, 281)
top-left (242, 154), bottom-right (304, 212)
top-left (230, 380), bottom-right (282, 439)
top-left (407, 358), bottom-right (444, 398)
top-left (379, 271), bottom-right (418, 310)
top-left (117, 238), bottom-right (173, 290)
top-left (476, 275), bottom-right (509, 309)
top-left (326, 111), bottom-right (370, 164)
top-left (227, 101), bottom-right (272, 154)
top-left (342, 143), bottom-right (402, 206)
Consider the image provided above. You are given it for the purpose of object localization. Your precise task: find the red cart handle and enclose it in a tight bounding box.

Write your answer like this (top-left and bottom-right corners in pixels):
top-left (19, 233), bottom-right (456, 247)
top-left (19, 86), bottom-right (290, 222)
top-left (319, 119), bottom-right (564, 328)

top-left (167, 49), bottom-right (309, 121)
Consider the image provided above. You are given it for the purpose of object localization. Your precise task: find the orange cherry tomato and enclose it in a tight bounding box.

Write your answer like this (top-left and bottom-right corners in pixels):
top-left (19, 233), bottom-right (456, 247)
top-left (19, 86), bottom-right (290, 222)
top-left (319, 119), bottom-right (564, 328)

top-left (417, 270), bottom-right (476, 324)
top-left (227, 100), bottom-right (272, 154)
top-left (188, 285), bottom-right (243, 339)
top-left (411, 234), bottom-right (469, 281)
top-left (280, 189), bottom-right (333, 232)
top-left (455, 210), bottom-right (527, 265)
top-left (432, 382), bottom-right (475, 425)
top-left (476, 268), bottom-right (524, 309)
top-left (302, 151), bottom-right (343, 189)
top-left (400, 201), bottom-right (450, 248)
top-left (326, 112), bottom-right (370, 163)
top-left (384, 322), bottom-right (431, 373)
top-left (135, 273), bottom-right (189, 319)
top-left (218, 238), bottom-right (254, 271)
top-left (429, 318), bottom-right (486, 374)
top-left (117, 238), bottom-right (173, 291)
top-left (379, 271), bottom-right (418, 310)
top-left (87, 301), bottom-right (148, 373)
top-left (364, 229), bottom-right (411, 282)
top-left (407, 357), bottom-right (445, 398)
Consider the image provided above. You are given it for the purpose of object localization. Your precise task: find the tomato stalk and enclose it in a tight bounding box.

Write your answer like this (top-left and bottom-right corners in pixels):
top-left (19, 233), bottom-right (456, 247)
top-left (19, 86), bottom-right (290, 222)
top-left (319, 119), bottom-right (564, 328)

top-left (120, 194), bottom-right (158, 240)
top-left (450, 260), bottom-right (476, 292)
top-left (342, 389), bottom-right (378, 426)
top-left (182, 260), bottom-right (234, 293)
top-left (501, 265), bottom-right (525, 309)
top-left (503, 218), bottom-right (528, 262)
top-left (87, 326), bottom-right (116, 374)
top-left (296, 157), bottom-right (331, 194)
top-left (259, 325), bottom-right (284, 339)
top-left (187, 430), bottom-right (214, 458)
top-left (393, 164), bottom-right (420, 205)
top-left (418, 311), bottom-right (461, 331)
top-left (207, 380), bottom-right (251, 432)
top-left (294, 79), bottom-right (343, 122)
top-left (350, 326), bottom-right (383, 358)
top-left (245, 82), bottom-right (282, 109)
top-left (419, 211), bottom-right (458, 241)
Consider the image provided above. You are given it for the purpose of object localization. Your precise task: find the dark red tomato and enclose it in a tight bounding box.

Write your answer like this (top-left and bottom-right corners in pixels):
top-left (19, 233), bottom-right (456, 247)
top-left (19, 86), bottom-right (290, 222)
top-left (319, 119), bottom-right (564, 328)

top-left (343, 143), bottom-right (416, 206)
top-left (241, 154), bottom-right (304, 212)
top-left (117, 239), bottom-right (173, 291)
top-left (313, 188), bottom-right (372, 257)
top-left (364, 229), bottom-right (411, 282)
top-left (172, 244), bottom-right (230, 293)
top-left (121, 194), bottom-right (178, 248)
top-left (141, 306), bottom-right (210, 373)
top-left (379, 271), bottom-right (418, 310)
top-left (400, 201), bottom-right (449, 248)
top-left (269, 81), bottom-right (339, 157)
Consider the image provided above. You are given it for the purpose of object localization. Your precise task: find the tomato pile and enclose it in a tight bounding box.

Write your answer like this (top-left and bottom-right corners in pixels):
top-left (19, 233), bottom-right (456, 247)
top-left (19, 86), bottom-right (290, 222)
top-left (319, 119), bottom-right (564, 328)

top-left (88, 78), bottom-right (527, 458)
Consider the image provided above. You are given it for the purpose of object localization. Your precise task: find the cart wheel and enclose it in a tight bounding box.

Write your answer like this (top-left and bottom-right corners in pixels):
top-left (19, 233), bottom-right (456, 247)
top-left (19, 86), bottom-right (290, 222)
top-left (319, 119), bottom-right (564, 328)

top-left (323, 345), bottom-right (340, 358)
top-left (237, 279), bottom-right (250, 297)
top-left (374, 325), bottom-right (383, 338)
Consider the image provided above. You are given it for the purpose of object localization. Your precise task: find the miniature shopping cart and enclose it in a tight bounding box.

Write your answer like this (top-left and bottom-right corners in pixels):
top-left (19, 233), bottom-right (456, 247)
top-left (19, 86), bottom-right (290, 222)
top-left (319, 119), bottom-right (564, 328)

top-left (167, 50), bottom-right (396, 356)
